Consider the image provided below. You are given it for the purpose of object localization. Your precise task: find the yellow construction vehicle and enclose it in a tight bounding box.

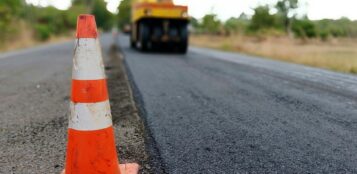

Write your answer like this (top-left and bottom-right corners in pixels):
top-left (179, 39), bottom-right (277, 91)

top-left (130, 0), bottom-right (189, 53)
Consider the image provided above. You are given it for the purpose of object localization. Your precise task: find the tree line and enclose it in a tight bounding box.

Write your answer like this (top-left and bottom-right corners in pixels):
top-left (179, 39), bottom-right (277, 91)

top-left (191, 0), bottom-right (357, 40)
top-left (0, 0), bottom-right (114, 43)
top-left (1, 0), bottom-right (356, 46)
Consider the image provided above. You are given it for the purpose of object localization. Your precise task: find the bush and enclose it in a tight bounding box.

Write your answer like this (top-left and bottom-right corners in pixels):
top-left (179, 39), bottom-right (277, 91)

top-left (292, 19), bottom-right (317, 38)
top-left (201, 14), bottom-right (222, 34)
top-left (92, 0), bottom-right (114, 31)
top-left (64, 5), bottom-right (88, 29)
top-left (0, 0), bottom-right (22, 40)
top-left (117, 0), bottom-right (131, 29)
top-left (34, 24), bottom-right (51, 41)
top-left (224, 16), bottom-right (249, 35)
top-left (315, 18), bottom-right (357, 38)
top-left (319, 30), bottom-right (329, 41)
top-left (249, 6), bottom-right (278, 32)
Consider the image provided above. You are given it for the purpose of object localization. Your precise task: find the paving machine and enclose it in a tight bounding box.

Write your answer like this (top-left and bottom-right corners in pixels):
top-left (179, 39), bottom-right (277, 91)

top-left (131, 0), bottom-right (189, 53)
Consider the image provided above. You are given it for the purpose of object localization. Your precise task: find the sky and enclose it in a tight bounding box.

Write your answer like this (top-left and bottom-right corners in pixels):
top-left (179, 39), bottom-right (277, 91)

top-left (25, 0), bottom-right (357, 21)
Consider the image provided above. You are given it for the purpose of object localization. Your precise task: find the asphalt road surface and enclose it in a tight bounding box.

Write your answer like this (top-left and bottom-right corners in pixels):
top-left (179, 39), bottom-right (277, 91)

top-left (1, 33), bottom-right (357, 174)
top-left (120, 35), bottom-right (357, 173)
top-left (0, 34), bottom-right (117, 173)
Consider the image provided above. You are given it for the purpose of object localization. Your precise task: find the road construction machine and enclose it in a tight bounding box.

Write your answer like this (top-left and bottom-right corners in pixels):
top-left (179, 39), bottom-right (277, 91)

top-left (130, 0), bottom-right (189, 53)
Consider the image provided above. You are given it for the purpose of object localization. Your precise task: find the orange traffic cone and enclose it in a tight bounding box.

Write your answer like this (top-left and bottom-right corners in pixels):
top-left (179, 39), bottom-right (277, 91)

top-left (62, 14), bottom-right (139, 174)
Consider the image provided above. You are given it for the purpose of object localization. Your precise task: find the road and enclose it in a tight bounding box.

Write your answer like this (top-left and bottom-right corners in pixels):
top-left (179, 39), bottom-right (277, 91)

top-left (1, 33), bottom-right (357, 174)
top-left (120, 35), bottom-right (357, 173)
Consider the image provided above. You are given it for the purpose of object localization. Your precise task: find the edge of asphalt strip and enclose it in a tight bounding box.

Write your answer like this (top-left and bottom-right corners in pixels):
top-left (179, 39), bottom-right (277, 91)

top-left (113, 43), bottom-right (168, 174)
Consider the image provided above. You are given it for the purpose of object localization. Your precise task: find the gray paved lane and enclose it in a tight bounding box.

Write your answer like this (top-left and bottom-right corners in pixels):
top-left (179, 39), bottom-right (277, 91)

top-left (0, 34), bottom-right (114, 173)
top-left (121, 35), bottom-right (357, 173)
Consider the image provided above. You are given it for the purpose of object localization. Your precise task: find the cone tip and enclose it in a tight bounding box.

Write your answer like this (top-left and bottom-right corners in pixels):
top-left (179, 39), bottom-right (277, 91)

top-left (76, 14), bottom-right (98, 38)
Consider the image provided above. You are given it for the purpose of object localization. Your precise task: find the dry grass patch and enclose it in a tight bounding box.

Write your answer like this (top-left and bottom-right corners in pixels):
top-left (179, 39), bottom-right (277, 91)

top-left (191, 35), bottom-right (357, 74)
top-left (0, 22), bottom-right (72, 53)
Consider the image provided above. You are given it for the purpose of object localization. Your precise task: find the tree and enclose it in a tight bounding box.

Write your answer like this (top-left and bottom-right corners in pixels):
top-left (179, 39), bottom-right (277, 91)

top-left (249, 6), bottom-right (277, 31)
top-left (224, 13), bottom-right (249, 35)
top-left (72, 0), bottom-right (114, 30)
top-left (201, 14), bottom-right (221, 34)
top-left (190, 17), bottom-right (199, 29)
top-left (65, 5), bottom-right (88, 28)
top-left (292, 18), bottom-right (316, 39)
top-left (0, 0), bottom-right (23, 40)
top-left (315, 18), bottom-right (357, 38)
top-left (117, 0), bottom-right (131, 29)
top-left (72, 0), bottom-right (93, 13)
top-left (224, 18), bottom-right (239, 34)
top-left (92, 0), bottom-right (113, 30)
top-left (276, 0), bottom-right (298, 34)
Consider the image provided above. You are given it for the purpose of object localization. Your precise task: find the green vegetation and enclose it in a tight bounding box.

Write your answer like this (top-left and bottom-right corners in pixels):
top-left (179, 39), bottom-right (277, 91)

top-left (223, 14), bottom-right (249, 35)
top-left (92, 0), bottom-right (114, 30)
top-left (193, 0), bottom-right (357, 40)
top-left (0, 0), bottom-right (23, 42)
top-left (292, 18), bottom-right (317, 39)
top-left (0, 0), bottom-right (114, 50)
top-left (275, 0), bottom-right (298, 33)
top-left (1, 0), bottom-right (357, 52)
top-left (117, 0), bottom-right (131, 29)
top-left (249, 6), bottom-right (278, 32)
top-left (191, 0), bottom-right (357, 74)
top-left (200, 14), bottom-right (222, 34)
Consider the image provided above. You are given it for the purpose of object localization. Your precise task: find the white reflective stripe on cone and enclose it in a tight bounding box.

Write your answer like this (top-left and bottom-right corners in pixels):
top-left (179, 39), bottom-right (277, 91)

top-left (69, 100), bottom-right (113, 131)
top-left (72, 38), bottom-right (106, 80)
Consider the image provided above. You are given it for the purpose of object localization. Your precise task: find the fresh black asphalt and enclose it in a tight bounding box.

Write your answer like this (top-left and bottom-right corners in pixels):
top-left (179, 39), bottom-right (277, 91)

top-left (120, 35), bottom-right (357, 174)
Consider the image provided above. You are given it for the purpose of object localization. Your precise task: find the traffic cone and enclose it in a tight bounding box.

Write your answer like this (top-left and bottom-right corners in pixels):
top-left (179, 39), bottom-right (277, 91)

top-left (62, 14), bottom-right (139, 174)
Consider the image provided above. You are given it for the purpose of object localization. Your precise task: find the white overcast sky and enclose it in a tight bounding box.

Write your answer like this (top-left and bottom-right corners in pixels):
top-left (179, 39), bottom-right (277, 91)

top-left (25, 0), bottom-right (357, 21)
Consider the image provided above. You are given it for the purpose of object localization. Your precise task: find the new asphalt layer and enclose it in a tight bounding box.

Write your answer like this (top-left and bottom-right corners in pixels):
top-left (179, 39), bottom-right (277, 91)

top-left (120, 35), bottom-right (357, 173)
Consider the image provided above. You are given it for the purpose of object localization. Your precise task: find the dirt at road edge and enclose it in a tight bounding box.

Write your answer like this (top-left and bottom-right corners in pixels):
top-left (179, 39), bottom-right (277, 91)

top-left (106, 45), bottom-right (161, 174)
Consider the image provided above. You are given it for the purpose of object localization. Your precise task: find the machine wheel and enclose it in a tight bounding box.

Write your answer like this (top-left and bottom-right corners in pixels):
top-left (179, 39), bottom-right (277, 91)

top-left (178, 26), bottom-right (188, 54)
top-left (130, 39), bottom-right (136, 48)
top-left (178, 42), bottom-right (188, 54)
top-left (139, 22), bottom-right (150, 51)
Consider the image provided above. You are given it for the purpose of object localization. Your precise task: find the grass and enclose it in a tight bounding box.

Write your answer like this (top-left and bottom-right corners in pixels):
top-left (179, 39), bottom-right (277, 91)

top-left (190, 35), bottom-right (357, 74)
top-left (0, 21), bottom-right (72, 53)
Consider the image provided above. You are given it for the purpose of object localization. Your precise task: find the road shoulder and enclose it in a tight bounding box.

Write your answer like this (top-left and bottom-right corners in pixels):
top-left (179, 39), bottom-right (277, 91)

top-left (106, 44), bottom-right (164, 173)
